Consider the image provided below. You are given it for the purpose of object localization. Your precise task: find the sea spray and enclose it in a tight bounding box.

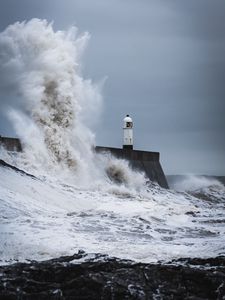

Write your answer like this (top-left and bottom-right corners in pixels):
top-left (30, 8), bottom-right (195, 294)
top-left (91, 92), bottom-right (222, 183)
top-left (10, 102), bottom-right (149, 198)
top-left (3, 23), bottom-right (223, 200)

top-left (170, 174), bottom-right (224, 192)
top-left (0, 20), bottom-right (95, 173)
top-left (0, 19), bottom-right (148, 190)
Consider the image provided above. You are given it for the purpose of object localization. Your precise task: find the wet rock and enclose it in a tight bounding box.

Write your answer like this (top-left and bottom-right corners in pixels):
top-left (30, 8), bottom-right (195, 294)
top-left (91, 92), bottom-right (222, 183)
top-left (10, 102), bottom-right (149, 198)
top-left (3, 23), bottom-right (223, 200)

top-left (0, 251), bottom-right (225, 299)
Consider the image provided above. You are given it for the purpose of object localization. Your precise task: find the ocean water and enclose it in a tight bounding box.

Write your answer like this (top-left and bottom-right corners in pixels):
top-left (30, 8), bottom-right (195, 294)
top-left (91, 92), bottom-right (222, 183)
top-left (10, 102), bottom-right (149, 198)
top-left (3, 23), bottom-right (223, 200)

top-left (0, 19), bottom-right (225, 265)
top-left (1, 158), bottom-right (225, 265)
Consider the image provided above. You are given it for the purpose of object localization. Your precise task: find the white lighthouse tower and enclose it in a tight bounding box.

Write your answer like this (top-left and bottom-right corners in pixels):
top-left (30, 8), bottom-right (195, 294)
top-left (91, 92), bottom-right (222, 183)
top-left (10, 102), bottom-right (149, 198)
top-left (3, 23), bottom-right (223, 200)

top-left (123, 114), bottom-right (133, 150)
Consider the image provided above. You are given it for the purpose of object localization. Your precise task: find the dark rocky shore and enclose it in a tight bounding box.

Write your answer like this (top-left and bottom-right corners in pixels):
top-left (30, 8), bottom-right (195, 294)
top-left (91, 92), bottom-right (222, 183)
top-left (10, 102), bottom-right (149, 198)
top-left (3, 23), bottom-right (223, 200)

top-left (0, 251), bottom-right (225, 300)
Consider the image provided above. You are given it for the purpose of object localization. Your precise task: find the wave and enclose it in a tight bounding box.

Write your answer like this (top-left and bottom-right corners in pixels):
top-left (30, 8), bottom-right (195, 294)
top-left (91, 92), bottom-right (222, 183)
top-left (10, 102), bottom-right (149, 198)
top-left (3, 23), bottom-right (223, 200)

top-left (0, 19), bottom-right (147, 190)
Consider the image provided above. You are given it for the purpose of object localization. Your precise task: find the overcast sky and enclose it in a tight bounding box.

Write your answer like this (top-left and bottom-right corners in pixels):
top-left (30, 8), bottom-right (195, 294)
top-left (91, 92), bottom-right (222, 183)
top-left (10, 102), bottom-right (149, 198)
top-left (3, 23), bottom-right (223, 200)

top-left (0, 0), bottom-right (225, 175)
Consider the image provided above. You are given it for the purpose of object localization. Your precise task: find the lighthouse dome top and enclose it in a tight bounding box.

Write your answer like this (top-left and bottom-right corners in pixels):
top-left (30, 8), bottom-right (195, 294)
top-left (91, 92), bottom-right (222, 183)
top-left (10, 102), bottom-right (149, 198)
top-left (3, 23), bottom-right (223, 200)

top-left (123, 114), bottom-right (132, 123)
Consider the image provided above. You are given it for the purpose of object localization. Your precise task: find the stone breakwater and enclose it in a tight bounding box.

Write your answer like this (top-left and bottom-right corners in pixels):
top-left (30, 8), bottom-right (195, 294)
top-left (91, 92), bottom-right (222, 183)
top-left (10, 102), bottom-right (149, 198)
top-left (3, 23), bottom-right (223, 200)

top-left (96, 146), bottom-right (169, 189)
top-left (0, 251), bottom-right (225, 300)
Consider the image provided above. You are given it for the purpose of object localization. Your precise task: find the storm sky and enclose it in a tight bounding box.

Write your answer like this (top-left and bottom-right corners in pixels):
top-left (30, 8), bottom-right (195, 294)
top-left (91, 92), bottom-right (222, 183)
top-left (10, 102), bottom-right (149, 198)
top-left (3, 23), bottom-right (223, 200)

top-left (0, 0), bottom-right (225, 175)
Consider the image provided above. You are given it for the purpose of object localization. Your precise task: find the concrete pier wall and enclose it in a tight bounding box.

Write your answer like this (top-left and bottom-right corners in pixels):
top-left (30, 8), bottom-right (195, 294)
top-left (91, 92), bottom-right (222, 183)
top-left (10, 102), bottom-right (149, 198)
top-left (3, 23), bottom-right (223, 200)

top-left (0, 137), bottom-right (168, 188)
top-left (95, 146), bottom-right (169, 189)
top-left (0, 136), bottom-right (22, 152)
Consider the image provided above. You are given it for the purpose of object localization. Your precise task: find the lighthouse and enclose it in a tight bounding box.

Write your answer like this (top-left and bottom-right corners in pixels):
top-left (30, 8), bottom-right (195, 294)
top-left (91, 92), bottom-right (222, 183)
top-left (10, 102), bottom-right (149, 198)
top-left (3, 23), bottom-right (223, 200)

top-left (123, 114), bottom-right (133, 150)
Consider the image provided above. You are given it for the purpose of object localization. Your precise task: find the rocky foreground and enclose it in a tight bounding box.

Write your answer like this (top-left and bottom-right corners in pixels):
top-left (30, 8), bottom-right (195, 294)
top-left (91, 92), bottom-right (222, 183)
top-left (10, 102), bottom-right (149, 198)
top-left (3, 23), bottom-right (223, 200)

top-left (0, 251), bottom-right (225, 300)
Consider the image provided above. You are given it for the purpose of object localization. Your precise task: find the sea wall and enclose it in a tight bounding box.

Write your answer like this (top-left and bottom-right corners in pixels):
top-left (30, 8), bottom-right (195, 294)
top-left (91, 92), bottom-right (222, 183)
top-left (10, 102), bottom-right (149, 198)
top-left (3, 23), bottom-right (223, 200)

top-left (0, 137), bottom-right (169, 188)
top-left (0, 136), bottom-right (22, 152)
top-left (96, 146), bottom-right (169, 189)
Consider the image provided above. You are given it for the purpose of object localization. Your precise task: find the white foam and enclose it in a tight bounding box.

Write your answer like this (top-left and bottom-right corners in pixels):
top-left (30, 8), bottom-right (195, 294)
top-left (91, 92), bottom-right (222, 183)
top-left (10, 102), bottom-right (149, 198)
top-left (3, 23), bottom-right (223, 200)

top-left (0, 166), bottom-right (225, 265)
top-left (170, 175), bottom-right (223, 192)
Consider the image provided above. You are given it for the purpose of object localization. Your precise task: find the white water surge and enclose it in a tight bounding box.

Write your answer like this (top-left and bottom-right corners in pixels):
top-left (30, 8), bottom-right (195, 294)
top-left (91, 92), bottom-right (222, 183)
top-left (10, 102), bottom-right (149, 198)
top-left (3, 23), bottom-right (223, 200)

top-left (0, 19), bottom-right (225, 264)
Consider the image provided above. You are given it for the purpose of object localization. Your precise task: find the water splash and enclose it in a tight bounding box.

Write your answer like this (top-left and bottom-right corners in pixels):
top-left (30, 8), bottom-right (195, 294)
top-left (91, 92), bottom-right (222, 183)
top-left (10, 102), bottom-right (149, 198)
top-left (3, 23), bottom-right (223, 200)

top-left (0, 19), bottom-right (148, 190)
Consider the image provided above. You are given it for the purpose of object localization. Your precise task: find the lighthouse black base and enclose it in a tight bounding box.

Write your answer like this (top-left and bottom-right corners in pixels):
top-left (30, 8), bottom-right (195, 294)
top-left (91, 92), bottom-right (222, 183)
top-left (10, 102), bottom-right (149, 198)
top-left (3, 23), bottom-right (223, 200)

top-left (95, 146), bottom-right (169, 189)
top-left (123, 145), bottom-right (133, 150)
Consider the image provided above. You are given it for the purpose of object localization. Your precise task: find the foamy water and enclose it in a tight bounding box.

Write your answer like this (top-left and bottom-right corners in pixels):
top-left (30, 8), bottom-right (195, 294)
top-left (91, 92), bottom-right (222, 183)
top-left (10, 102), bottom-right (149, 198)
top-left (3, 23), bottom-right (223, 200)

top-left (0, 19), bottom-right (225, 265)
top-left (1, 162), bottom-right (225, 265)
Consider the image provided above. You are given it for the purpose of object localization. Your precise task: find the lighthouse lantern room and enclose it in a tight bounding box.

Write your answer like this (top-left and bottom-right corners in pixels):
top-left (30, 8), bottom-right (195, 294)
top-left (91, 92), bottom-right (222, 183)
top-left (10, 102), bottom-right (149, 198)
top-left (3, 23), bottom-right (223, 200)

top-left (123, 114), bottom-right (133, 150)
